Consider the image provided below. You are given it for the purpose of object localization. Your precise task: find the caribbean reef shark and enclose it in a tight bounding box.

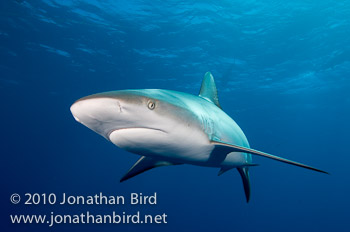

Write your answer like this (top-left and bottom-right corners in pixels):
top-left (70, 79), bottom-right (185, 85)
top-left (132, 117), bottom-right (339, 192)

top-left (70, 72), bottom-right (327, 202)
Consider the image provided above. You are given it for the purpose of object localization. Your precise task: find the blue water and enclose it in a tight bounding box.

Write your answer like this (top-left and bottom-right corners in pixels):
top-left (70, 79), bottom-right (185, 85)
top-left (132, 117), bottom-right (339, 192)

top-left (1, 0), bottom-right (349, 231)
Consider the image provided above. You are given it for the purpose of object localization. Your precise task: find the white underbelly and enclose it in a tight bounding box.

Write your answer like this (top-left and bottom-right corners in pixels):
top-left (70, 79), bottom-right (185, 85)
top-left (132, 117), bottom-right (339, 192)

top-left (109, 127), bottom-right (247, 167)
top-left (109, 127), bottom-right (212, 163)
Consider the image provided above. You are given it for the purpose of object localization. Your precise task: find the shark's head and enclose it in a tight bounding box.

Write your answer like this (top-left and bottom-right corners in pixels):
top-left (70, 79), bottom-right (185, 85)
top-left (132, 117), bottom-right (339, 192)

top-left (70, 89), bottom-right (209, 158)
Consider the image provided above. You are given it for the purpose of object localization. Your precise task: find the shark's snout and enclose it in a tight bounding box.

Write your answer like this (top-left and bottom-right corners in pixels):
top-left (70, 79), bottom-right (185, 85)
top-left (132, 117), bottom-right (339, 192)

top-left (71, 98), bottom-right (119, 121)
top-left (70, 100), bottom-right (95, 124)
top-left (70, 101), bottom-right (83, 123)
top-left (70, 97), bottom-right (125, 138)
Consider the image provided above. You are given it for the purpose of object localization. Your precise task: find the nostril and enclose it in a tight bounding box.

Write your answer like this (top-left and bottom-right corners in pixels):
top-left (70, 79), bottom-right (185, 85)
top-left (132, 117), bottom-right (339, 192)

top-left (117, 101), bottom-right (122, 113)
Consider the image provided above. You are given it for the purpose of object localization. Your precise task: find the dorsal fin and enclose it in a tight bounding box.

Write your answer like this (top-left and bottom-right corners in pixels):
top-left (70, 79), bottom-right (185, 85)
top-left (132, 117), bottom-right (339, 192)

top-left (199, 72), bottom-right (221, 108)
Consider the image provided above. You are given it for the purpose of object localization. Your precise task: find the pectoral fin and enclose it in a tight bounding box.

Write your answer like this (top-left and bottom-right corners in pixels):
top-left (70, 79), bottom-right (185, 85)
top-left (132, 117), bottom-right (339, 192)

top-left (218, 167), bottom-right (233, 176)
top-left (120, 156), bottom-right (182, 182)
top-left (211, 139), bottom-right (328, 174)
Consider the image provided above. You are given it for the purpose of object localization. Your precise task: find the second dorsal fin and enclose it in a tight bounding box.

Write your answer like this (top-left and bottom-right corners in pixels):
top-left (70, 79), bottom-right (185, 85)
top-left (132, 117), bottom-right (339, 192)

top-left (199, 72), bottom-right (221, 108)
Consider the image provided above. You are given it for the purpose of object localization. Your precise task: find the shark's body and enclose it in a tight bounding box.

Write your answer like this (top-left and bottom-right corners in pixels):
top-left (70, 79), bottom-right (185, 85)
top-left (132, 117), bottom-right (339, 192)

top-left (71, 72), bottom-right (327, 202)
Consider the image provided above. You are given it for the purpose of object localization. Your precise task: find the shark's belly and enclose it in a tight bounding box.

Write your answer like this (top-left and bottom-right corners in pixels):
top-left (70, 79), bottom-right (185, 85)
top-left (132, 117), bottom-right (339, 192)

top-left (109, 126), bottom-right (213, 163)
top-left (109, 125), bottom-right (250, 168)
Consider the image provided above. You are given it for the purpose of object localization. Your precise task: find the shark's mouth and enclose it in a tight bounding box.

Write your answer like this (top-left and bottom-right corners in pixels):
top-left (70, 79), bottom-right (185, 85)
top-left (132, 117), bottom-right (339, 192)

top-left (108, 127), bottom-right (167, 138)
top-left (108, 127), bottom-right (169, 152)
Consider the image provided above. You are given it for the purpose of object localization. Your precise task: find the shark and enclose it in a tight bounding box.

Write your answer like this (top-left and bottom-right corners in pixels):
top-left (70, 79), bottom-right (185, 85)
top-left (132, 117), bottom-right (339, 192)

top-left (70, 72), bottom-right (328, 202)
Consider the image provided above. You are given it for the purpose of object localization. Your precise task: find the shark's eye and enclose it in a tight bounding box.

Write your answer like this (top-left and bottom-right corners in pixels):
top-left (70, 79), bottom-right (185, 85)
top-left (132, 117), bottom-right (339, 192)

top-left (147, 100), bottom-right (156, 110)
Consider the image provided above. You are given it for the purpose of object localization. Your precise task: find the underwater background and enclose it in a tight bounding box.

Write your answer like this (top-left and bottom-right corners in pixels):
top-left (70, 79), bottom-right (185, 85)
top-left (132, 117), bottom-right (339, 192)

top-left (1, 0), bottom-right (350, 231)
